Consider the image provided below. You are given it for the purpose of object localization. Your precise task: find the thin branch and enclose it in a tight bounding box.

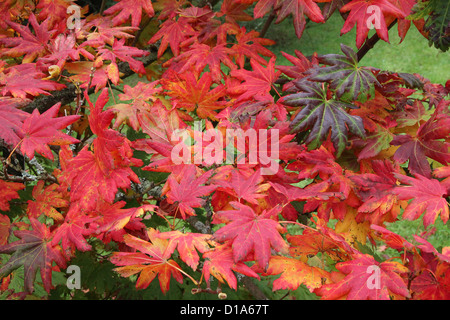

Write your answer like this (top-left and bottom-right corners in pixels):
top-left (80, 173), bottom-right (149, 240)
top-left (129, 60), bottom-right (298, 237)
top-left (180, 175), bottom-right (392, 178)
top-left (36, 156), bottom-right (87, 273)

top-left (23, 46), bottom-right (159, 114)
top-left (356, 20), bottom-right (398, 62)
top-left (259, 11), bottom-right (277, 38)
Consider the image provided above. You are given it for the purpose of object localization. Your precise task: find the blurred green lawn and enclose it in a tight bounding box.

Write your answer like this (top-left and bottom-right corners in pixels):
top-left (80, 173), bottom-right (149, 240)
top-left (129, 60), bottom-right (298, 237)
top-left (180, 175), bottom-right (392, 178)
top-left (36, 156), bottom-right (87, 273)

top-left (265, 13), bottom-right (449, 85)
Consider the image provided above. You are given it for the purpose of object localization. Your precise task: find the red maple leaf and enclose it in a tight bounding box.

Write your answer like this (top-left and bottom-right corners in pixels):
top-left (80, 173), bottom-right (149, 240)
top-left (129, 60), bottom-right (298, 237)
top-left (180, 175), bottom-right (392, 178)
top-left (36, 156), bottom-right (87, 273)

top-left (158, 230), bottom-right (214, 270)
top-left (64, 89), bottom-right (142, 210)
top-left (171, 43), bottom-right (236, 83)
top-left (202, 243), bottom-right (260, 290)
top-left (254, 0), bottom-right (326, 38)
top-left (27, 180), bottom-right (69, 221)
top-left (391, 113), bottom-right (450, 178)
top-left (0, 97), bottom-right (29, 148)
top-left (314, 254), bottom-right (410, 300)
top-left (394, 173), bottom-right (449, 228)
top-left (103, 0), bottom-right (155, 27)
top-left (163, 165), bottom-right (217, 219)
top-left (16, 102), bottom-right (80, 160)
top-left (275, 0), bottom-right (327, 38)
top-left (0, 218), bottom-right (67, 293)
top-left (0, 63), bottom-right (66, 99)
top-left (109, 81), bottom-right (162, 130)
top-left (51, 203), bottom-right (95, 254)
top-left (149, 17), bottom-right (197, 58)
top-left (340, 0), bottom-right (406, 48)
top-left (229, 27), bottom-right (275, 69)
top-left (229, 57), bottom-right (281, 102)
top-left (0, 180), bottom-right (25, 212)
top-left (110, 230), bottom-right (184, 293)
top-left (213, 202), bottom-right (289, 269)
top-left (218, 170), bottom-right (270, 205)
top-left (162, 70), bottom-right (229, 120)
top-left (0, 14), bottom-right (53, 63)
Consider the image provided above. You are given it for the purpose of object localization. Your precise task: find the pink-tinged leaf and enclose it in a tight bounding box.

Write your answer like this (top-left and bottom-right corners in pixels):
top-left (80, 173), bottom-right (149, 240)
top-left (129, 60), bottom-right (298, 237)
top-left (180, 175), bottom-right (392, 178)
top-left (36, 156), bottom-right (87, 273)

top-left (394, 174), bottom-right (449, 227)
top-left (315, 254), bottom-right (410, 300)
top-left (213, 202), bottom-right (289, 269)
top-left (103, 0), bottom-right (155, 27)
top-left (17, 102), bottom-right (80, 160)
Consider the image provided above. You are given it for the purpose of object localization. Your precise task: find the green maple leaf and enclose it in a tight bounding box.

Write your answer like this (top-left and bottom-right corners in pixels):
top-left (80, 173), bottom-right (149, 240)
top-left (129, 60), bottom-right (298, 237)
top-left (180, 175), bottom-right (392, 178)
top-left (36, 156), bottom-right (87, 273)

top-left (308, 44), bottom-right (379, 101)
top-left (283, 79), bottom-right (366, 157)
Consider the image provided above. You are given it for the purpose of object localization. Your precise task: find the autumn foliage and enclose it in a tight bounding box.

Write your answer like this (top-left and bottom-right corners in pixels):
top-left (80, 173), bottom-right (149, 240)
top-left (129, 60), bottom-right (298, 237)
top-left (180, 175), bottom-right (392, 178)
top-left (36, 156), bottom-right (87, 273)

top-left (0, 0), bottom-right (449, 300)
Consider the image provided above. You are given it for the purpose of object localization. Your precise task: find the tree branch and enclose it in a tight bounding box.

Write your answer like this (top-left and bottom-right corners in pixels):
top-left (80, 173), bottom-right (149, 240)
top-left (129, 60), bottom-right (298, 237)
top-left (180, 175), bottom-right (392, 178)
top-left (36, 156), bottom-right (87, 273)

top-left (23, 45), bottom-right (159, 114)
top-left (356, 20), bottom-right (398, 62)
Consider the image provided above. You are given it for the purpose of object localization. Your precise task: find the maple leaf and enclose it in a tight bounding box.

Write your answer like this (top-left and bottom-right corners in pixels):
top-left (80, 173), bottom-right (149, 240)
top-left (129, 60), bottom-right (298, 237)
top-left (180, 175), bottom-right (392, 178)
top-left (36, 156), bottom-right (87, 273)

top-left (0, 97), bottom-right (29, 147)
top-left (15, 102), bottom-right (80, 160)
top-left (98, 38), bottom-right (148, 77)
top-left (411, 261), bottom-right (450, 300)
top-left (218, 0), bottom-right (254, 23)
top-left (218, 170), bottom-right (270, 204)
top-left (213, 202), bottom-right (289, 269)
top-left (393, 173), bottom-right (449, 227)
top-left (110, 230), bottom-right (184, 293)
top-left (287, 228), bottom-right (347, 261)
top-left (349, 160), bottom-right (402, 224)
top-left (39, 33), bottom-right (95, 69)
top-left (163, 166), bottom-right (217, 219)
top-left (283, 79), bottom-right (366, 157)
top-left (314, 254), bottom-right (410, 300)
top-left (0, 63), bottom-right (66, 99)
top-left (171, 43), bottom-right (236, 83)
top-left (0, 218), bottom-right (67, 293)
top-left (254, 0), bottom-right (326, 38)
top-left (109, 81), bottom-right (162, 130)
top-left (36, 0), bottom-right (73, 26)
top-left (51, 203), bottom-right (96, 254)
top-left (275, 0), bottom-right (327, 38)
top-left (162, 71), bottom-right (229, 120)
top-left (229, 27), bottom-right (275, 69)
top-left (202, 243), bottom-right (260, 290)
top-left (277, 50), bottom-right (319, 87)
top-left (391, 113), bottom-right (450, 178)
top-left (269, 180), bottom-right (339, 202)
top-left (104, 0), bottom-right (155, 27)
top-left (229, 57), bottom-right (281, 102)
top-left (0, 180), bottom-right (25, 211)
top-left (149, 17), bottom-right (197, 58)
top-left (370, 224), bottom-right (414, 251)
top-left (259, 256), bottom-right (331, 291)
top-left (64, 89), bottom-right (142, 210)
top-left (65, 61), bottom-right (111, 93)
top-left (0, 14), bottom-right (53, 63)
top-left (27, 180), bottom-right (69, 221)
top-left (308, 44), bottom-right (379, 100)
top-left (340, 0), bottom-right (406, 48)
top-left (81, 16), bottom-right (137, 48)
top-left (158, 230), bottom-right (214, 270)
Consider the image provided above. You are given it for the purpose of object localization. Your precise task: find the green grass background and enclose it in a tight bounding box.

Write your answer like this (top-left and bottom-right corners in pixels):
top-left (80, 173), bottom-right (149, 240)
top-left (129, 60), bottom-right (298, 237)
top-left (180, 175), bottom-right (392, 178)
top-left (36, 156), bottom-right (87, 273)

top-left (264, 13), bottom-right (449, 85)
